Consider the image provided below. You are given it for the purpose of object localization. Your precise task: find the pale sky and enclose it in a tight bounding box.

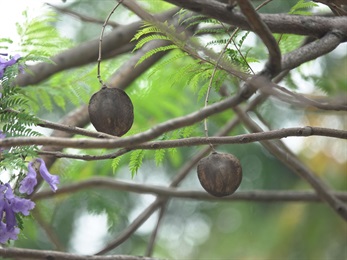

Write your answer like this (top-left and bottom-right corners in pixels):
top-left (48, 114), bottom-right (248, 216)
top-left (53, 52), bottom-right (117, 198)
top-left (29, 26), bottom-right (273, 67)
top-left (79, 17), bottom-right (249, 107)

top-left (0, 0), bottom-right (64, 54)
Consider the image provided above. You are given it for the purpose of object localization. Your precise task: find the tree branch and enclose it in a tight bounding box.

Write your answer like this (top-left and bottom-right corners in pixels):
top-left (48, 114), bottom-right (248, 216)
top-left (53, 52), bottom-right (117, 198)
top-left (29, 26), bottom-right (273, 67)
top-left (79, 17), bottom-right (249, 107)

top-left (47, 3), bottom-right (120, 27)
top-left (1, 126), bottom-right (345, 150)
top-left (237, 0), bottom-right (281, 76)
top-left (234, 107), bottom-right (347, 221)
top-left (0, 247), bottom-right (158, 260)
top-left (31, 177), bottom-right (347, 203)
top-left (281, 30), bottom-right (344, 72)
top-left (163, 0), bottom-right (347, 38)
top-left (14, 8), bottom-right (178, 87)
top-left (249, 76), bottom-right (347, 111)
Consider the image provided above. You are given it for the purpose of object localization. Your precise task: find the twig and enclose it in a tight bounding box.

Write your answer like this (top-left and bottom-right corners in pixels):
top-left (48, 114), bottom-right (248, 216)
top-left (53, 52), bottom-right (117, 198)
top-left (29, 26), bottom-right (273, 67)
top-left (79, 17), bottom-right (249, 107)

top-left (2, 126), bottom-right (346, 150)
top-left (31, 177), bottom-right (347, 203)
top-left (203, 0), bottom-right (274, 149)
top-left (32, 208), bottom-right (65, 251)
top-left (96, 199), bottom-right (165, 255)
top-left (47, 3), bottom-right (119, 27)
top-left (0, 247), bottom-right (158, 260)
top-left (234, 107), bottom-right (347, 221)
top-left (203, 26), bottom-right (239, 152)
top-left (265, 80), bottom-right (347, 111)
top-left (146, 205), bottom-right (167, 256)
top-left (236, 0), bottom-right (281, 76)
top-left (97, 0), bottom-right (123, 86)
top-left (4, 108), bottom-right (116, 139)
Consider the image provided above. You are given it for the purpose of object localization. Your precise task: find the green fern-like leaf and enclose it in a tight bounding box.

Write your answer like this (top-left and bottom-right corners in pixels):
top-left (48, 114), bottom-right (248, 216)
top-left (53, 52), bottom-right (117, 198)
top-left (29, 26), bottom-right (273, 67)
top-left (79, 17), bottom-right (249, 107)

top-left (16, 10), bottom-right (72, 57)
top-left (149, 50), bottom-right (188, 78)
top-left (194, 27), bottom-right (227, 36)
top-left (129, 150), bottom-right (145, 176)
top-left (133, 34), bottom-right (171, 52)
top-left (154, 149), bottom-right (166, 166)
top-left (112, 156), bottom-right (123, 174)
top-left (132, 23), bottom-right (163, 41)
top-left (206, 38), bottom-right (231, 48)
top-left (289, 0), bottom-right (318, 15)
top-left (136, 44), bottom-right (178, 66)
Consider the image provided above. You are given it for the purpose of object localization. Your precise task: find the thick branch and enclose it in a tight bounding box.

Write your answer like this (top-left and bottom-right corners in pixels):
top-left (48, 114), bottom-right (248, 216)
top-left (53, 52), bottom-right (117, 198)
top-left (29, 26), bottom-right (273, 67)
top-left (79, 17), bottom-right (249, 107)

top-left (14, 8), bottom-right (178, 87)
top-left (163, 0), bottom-right (347, 38)
top-left (281, 30), bottom-right (344, 71)
top-left (237, 0), bottom-right (281, 76)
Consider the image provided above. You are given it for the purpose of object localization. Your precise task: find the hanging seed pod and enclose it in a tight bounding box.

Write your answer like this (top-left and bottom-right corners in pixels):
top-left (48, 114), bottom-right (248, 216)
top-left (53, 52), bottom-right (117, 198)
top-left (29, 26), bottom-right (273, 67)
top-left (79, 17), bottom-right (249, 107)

top-left (88, 86), bottom-right (134, 136)
top-left (197, 152), bottom-right (242, 197)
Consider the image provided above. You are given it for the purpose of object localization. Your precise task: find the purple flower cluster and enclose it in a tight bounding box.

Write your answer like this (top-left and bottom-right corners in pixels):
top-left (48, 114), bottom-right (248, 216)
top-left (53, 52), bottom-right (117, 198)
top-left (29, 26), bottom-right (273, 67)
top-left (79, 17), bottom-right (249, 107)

top-left (0, 158), bottom-right (60, 243)
top-left (0, 53), bottom-right (21, 79)
top-left (0, 183), bottom-right (35, 243)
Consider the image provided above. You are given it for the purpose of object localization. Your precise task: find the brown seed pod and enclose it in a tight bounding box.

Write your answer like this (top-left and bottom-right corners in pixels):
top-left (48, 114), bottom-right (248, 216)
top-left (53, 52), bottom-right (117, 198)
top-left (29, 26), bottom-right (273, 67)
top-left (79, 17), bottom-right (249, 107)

top-left (197, 152), bottom-right (242, 197)
top-left (88, 86), bottom-right (134, 136)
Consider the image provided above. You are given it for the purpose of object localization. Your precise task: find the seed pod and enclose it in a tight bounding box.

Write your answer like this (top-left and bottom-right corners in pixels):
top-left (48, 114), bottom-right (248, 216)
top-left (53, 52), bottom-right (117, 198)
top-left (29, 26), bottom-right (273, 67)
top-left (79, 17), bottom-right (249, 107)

top-left (88, 86), bottom-right (134, 136)
top-left (197, 152), bottom-right (242, 197)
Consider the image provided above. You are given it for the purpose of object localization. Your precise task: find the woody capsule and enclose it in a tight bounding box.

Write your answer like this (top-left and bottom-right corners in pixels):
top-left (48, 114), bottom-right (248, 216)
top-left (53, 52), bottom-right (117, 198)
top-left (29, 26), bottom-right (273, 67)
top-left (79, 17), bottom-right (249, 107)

top-left (88, 86), bottom-right (134, 136)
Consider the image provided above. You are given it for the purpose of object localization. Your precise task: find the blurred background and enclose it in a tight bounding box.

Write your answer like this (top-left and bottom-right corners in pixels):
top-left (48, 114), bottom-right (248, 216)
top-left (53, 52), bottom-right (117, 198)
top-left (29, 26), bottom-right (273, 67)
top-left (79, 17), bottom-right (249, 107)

top-left (1, 0), bottom-right (346, 259)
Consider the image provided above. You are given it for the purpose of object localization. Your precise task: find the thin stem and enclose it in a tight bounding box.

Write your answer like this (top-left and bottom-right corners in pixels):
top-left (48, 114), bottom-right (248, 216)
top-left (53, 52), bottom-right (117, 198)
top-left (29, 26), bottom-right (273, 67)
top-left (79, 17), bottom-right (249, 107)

top-left (97, 0), bottom-right (124, 86)
top-left (204, 0), bottom-right (273, 149)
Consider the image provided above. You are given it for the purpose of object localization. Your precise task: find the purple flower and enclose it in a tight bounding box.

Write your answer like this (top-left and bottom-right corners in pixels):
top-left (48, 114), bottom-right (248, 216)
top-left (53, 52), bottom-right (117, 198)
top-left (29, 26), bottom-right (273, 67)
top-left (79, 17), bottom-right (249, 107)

top-left (36, 158), bottom-right (60, 192)
top-left (11, 197), bottom-right (35, 216)
top-left (0, 54), bottom-right (21, 79)
top-left (0, 221), bottom-right (20, 244)
top-left (19, 158), bottom-right (59, 195)
top-left (0, 183), bottom-right (35, 244)
top-left (19, 162), bottom-right (38, 195)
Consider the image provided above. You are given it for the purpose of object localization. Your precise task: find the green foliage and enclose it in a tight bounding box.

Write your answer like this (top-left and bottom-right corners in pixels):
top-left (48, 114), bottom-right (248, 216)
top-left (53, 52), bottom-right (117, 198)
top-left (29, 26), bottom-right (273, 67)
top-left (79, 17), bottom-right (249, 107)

top-left (289, 0), bottom-right (318, 15)
top-left (16, 10), bottom-right (72, 61)
top-left (24, 65), bottom-right (96, 112)
top-left (275, 1), bottom-right (317, 54)
top-left (136, 44), bottom-right (178, 66)
top-left (154, 148), bottom-right (166, 166)
top-left (112, 156), bottom-right (123, 174)
top-left (129, 149), bottom-right (145, 176)
top-left (0, 82), bottom-right (40, 172)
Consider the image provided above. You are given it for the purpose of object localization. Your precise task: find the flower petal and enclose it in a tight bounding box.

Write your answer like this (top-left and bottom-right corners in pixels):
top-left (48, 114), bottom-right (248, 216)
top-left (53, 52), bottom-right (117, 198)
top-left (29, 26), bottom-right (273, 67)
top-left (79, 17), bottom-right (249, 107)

top-left (11, 197), bottom-right (35, 216)
top-left (37, 158), bottom-right (60, 192)
top-left (19, 162), bottom-right (38, 195)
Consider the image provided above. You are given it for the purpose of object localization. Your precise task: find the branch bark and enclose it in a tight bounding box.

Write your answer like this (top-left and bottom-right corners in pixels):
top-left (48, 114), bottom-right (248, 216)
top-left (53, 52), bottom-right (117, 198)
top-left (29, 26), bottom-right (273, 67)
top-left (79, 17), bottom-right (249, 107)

top-left (31, 177), bottom-right (347, 203)
top-left (234, 107), bottom-right (347, 221)
top-left (163, 0), bottom-right (347, 38)
top-left (0, 247), bottom-right (158, 260)
top-left (237, 0), bottom-right (281, 76)
top-left (14, 8), bottom-right (178, 87)
top-left (1, 126), bottom-right (345, 149)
